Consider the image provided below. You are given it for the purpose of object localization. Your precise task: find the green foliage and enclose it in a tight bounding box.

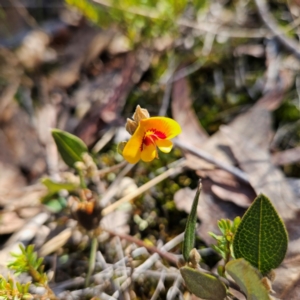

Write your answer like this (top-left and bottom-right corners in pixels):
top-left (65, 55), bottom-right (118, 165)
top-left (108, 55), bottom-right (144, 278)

top-left (226, 258), bottom-right (271, 300)
top-left (180, 266), bottom-right (227, 300)
top-left (182, 183), bottom-right (201, 262)
top-left (6, 245), bottom-right (57, 299)
top-left (233, 194), bottom-right (288, 275)
top-left (40, 177), bottom-right (78, 211)
top-left (0, 276), bottom-right (32, 300)
top-left (181, 193), bottom-right (288, 299)
top-left (41, 178), bottom-right (78, 194)
top-left (8, 245), bottom-right (47, 285)
top-left (65, 0), bottom-right (190, 43)
top-left (42, 197), bottom-right (68, 213)
top-left (51, 129), bottom-right (88, 168)
top-left (209, 217), bottom-right (240, 265)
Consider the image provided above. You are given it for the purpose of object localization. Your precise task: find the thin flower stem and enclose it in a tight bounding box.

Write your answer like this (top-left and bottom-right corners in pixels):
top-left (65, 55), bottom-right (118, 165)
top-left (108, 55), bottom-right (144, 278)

top-left (85, 236), bottom-right (98, 287)
top-left (77, 168), bottom-right (87, 189)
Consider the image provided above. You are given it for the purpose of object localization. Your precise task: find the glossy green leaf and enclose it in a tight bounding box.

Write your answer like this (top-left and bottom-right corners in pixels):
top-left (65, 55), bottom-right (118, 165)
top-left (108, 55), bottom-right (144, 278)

top-left (226, 258), bottom-right (271, 300)
top-left (51, 129), bottom-right (88, 168)
top-left (233, 194), bottom-right (288, 274)
top-left (182, 183), bottom-right (202, 262)
top-left (180, 266), bottom-right (227, 300)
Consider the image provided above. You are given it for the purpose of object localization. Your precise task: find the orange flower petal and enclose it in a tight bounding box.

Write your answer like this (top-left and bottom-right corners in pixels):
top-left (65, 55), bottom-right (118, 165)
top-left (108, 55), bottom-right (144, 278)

top-left (156, 139), bottom-right (173, 153)
top-left (141, 142), bottom-right (157, 162)
top-left (140, 117), bottom-right (181, 139)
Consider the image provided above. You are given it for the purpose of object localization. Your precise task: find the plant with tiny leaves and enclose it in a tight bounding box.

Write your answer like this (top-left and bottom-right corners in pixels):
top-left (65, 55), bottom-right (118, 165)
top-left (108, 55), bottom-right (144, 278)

top-left (0, 276), bottom-right (32, 300)
top-left (209, 217), bottom-right (240, 275)
top-left (8, 245), bottom-right (57, 299)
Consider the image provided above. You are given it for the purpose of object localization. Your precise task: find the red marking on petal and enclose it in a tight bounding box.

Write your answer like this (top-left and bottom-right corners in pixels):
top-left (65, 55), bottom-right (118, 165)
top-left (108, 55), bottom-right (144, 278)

top-left (154, 130), bottom-right (166, 139)
top-left (144, 136), bottom-right (153, 146)
top-left (140, 129), bottom-right (167, 152)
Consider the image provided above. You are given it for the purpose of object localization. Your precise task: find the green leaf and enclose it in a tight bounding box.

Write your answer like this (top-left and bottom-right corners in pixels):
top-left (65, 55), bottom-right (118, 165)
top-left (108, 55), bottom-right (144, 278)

top-left (23, 282), bottom-right (31, 293)
top-left (41, 178), bottom-right (78, 194)
top-left (233, 194), bottom-right (288, 274)
top-left (180, 266), bottom-right (227, 300)
top-left (44, 198), bottom-right (67, 213)
top-left (226, 258), bottom-right (271, 300)
top-left (51, 129), bottom-right (88, 168)
top-left (182, 182), bottom-right (202, 262)
top-left (16, 281), bottom-right (22, 293)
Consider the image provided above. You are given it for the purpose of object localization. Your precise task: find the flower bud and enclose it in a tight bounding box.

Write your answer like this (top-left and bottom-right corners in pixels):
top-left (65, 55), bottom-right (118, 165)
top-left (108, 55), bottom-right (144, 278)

top-left (261, 277), bottom-right (274, 293)
top-left (189, 248), bottom-right (201, 268)
top-left (132, 105), bottom-right (150, 123)
top-left (125, 118), bottom-right (138, 135)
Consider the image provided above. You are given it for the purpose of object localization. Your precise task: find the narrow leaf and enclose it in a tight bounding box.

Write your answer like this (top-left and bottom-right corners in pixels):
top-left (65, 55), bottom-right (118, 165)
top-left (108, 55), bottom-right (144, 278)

top-left (182, 182), bottom-right (202, 262)
top-left (16, 281), bottom-right (22, 293)
top-left (233, 194), bottom-right (288, 274)
top-left (51, 129), bottom-right (88, 168)
top-left (226, 258), bottom-right (271, 300)
top-left (180, 266), bottom-right (227, 300)
top-left (41, 178), bottom-right (78, 194)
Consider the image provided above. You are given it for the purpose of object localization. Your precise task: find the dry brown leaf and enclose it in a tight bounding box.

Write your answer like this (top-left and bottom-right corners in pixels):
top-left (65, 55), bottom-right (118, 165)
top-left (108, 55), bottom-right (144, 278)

top-left (255, 89), bottom-right (285, 111)
top-left (197, 169), bottom-right (255, 208)
top-left (210, 185), bottom-right (252, 208)
top-left (172, 84), bottom-right (283, 213)
top-left (172, 77), bottom-right (212, 170)
top-left (173, 89), bottom-right (274, 208)
top-left (228, 105), bottom-right (273, 150)
top-left (270, 204), bottom-right (300, 297)
top-left (221, 125), bottom-right (299, 221)
top-left (177, 91), bottom-right (284, 172)
top-left (273, 256), bottom-right (300, 299)
top-left (172, 76), bottom-right (209, 148)
top-left (272, 147), bottom-right (300, 166)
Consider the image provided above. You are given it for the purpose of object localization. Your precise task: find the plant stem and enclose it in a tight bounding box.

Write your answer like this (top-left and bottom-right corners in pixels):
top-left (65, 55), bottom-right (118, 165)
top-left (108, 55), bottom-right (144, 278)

top-left (77, 168), bottom-right (87, 189)
top-left (29, 266), bottom-right (57, 299)
top-left (85, 236), bottom-right (98, 287)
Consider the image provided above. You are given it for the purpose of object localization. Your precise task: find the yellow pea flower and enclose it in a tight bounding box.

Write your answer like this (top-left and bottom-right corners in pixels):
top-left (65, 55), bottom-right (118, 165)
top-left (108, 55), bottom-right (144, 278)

top-left (121, 106), bottom-right (181, 164)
